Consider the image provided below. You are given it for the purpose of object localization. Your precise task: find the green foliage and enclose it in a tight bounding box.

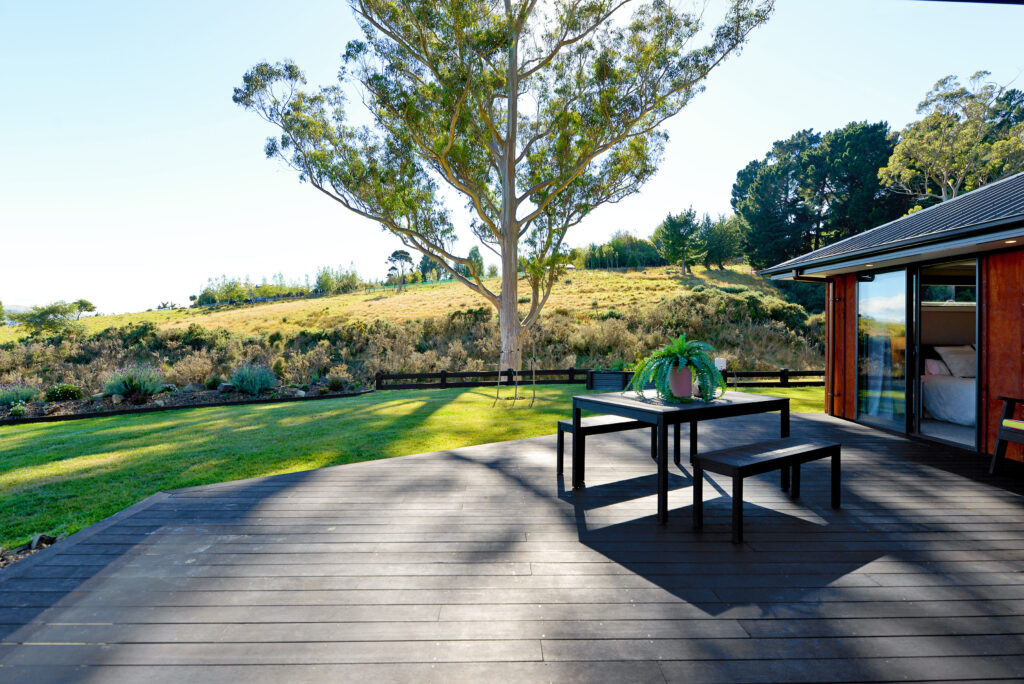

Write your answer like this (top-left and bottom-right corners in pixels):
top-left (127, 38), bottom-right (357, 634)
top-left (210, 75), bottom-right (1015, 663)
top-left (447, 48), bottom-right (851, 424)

top-left (9, 401), bottom-right (26, 416)
top-left (734, 122), bottom-right (910, 269)
top-left (315, 266), bottom-right (362, 296)
top-left (205, 376), bottom-right (224, 391)
top-left (45, 383), bottom-right (84, 402)
top-left (652, 210), bottom-right (704, 273)
top-left (230, 363), bottom-right (277, 396)
top-left (272, 357), bottom-right (287, 379)
top-left (195, 273), bottom-right (312, 306)
top-left (233, 0), bottom-right (773, 367)
top-left (0, 383), bottom-right (40, 406)
top-left (0, 300), bottom-right (5, 327)
top-left (8, 301), bottom-right (83, 338)
top-left (629, 333), bottom-right (726, 403)
top-left (72, 299), bottom-right (96, 320)
top-left (327, 375), bottom-right (347, 392)
top-left (880, 72), bottom-right (1024, 201)
top-left (696, 215), bottom-right (744, 270)
top-left (582, 232), bottom-right (664, 269)
top-left (104, 365), bottom-right (165, 398)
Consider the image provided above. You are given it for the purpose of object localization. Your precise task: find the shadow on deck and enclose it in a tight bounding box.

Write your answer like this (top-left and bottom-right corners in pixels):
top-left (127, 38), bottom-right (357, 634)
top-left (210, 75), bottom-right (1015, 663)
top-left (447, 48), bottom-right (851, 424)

top-left (2, 413), bottom-right (1024, 682)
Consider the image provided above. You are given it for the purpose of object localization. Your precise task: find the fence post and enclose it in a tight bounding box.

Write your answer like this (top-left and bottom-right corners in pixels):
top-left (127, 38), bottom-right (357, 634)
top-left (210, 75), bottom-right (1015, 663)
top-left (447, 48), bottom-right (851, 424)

top-left (780, 368), bottom-right (789, 386)
top-left (375, 371), bottom-right (383, 391)
top-left (568, 368), bottom-right (575, 384)
top-left (505, 368), bottom-right (515, 385)
top-left (440, 370), bottom-right (447, 389)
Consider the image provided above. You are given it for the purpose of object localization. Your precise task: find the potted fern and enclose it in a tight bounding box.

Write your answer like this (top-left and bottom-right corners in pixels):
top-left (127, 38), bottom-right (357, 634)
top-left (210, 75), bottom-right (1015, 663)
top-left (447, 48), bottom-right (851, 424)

top-left (628, 333), bottom-right (726, 403)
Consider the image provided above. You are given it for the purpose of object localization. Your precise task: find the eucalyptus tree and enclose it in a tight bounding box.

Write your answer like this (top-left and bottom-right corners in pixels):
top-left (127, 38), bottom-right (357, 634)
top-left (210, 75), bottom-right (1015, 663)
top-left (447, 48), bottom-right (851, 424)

top-left (234, 0), bottom-right (773, 369)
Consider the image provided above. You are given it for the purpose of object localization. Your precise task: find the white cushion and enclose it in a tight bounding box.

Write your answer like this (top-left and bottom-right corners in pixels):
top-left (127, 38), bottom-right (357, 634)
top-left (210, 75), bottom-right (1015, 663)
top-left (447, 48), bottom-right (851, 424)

top-left (935, 345), bottom-right (976, 378)
top-left (924, 358), bottom-right (952, 376)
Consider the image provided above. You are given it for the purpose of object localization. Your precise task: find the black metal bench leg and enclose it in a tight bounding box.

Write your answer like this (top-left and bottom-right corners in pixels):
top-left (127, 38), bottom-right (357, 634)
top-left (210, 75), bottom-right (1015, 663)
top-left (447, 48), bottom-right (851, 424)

top-left (556, 429), bottom-right (564, 475)
top-left (693, 464), bottom-right (704, 529)
top-left (780, 465), bottom-right (789, 492)
top-left (990, 438), bottom-right (1008, 475)
top-left (732, 475), bottom-right (743, 544)
top-left (790, 464), bottom-right (800, 499)
top-left (650, 426), bottom-right (657, 462)
top-left (831, 449), bottom-right (841, 509)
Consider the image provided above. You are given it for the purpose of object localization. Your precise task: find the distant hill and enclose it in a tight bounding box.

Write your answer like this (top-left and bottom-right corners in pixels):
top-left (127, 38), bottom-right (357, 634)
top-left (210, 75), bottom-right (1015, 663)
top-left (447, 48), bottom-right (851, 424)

top-left (4, 304), bottom-right (31, 314)
top-left (0, 266), bottom-right (824, 349)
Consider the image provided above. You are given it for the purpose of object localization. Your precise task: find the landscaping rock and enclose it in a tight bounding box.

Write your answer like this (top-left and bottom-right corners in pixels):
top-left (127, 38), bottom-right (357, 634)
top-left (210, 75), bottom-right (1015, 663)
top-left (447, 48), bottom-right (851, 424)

top-left (43, 404), bottom-right (60, 415)
top-left (217, 383), bottom-right (235, 393)
top-left (91, 392), bottom-right (106, 400)
top-left (281, 387), bottom-right (305, 399)
top-left (30, 534), bottom-right (56, 550)
top-left (110, 394), bottom-right (124, 405)
top-left (181, 383), bottom-right (204, 393)
top-left (161, 384), bottom-right (178, 393)
top-left (152, 399), bottom-right (167, 408)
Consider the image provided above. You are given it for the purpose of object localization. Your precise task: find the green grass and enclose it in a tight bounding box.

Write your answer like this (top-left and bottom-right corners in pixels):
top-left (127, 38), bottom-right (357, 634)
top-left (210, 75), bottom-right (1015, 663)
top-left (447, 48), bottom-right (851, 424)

top-left (0, 384), bottom-right (824, 550)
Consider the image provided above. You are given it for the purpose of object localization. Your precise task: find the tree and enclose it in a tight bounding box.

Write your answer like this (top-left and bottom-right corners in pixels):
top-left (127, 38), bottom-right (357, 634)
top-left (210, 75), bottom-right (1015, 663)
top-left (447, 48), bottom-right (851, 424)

top-left (652, 209), bottom-right (702, 274)
top-left (460, 246), bottom-right (485, 280)
top-left (387, 249), bottom-right (414, 293)
top-left (71, 299), bottom-right (96, 320)
top-left (234, 0), bottom-right (774, 369)
top-left (418, 253), bottom-right (438, 281)
top-left (8, 301), bottom-right (81, 337)
top-left (486, 264), bottom-right (499, 278)
top-left (879, 72), bottom-right (1024, 202)
top-left (733, 123), bottom-right (909, 269)
top-left (697, 214), bottom-right (743, 270)
top-left (0, 301), bottom-right (5, 327)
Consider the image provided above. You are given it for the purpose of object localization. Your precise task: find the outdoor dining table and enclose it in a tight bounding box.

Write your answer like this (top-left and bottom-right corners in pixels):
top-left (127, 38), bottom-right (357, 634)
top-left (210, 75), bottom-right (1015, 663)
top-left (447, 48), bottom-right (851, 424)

top-left (570, 389), bottom-right (790, 523)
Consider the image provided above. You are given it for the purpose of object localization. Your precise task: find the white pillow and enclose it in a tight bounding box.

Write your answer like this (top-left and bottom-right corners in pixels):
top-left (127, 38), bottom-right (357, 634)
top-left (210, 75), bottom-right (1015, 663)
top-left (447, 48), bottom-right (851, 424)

top-left (935, 345), bottom-right (976, 378)
top-left (924, 358), bottom-right (951, 376)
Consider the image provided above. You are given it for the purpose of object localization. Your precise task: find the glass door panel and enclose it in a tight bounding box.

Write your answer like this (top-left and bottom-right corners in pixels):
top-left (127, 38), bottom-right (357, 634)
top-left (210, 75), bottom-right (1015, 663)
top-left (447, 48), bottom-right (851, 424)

top-left (857, 270), bottom-right (907, 430)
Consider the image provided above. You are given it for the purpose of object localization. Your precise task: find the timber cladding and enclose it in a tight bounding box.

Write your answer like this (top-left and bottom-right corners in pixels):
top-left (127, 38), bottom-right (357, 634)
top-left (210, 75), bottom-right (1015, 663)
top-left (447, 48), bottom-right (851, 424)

top-left (826, 274), bottom-right (858, 419)
top-left (981, 248), bottom-right (1024, 462)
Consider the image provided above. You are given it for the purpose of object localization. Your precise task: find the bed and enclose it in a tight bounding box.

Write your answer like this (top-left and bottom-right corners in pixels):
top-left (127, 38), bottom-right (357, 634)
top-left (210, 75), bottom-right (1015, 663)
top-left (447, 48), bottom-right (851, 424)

top-left (921, 345), bottom-right (976, 427)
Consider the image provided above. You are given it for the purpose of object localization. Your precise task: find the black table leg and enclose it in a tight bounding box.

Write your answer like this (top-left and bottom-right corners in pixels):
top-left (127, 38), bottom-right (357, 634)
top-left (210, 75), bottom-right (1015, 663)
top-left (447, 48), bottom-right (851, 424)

top-left (658, 417), bottom-right (668, 524)
top-left (689, 420), bottom-right (698, 462)
top-left (791, 464), bottom-right (801, 499)
top-left (781, 403), bottom-right (790, 438)
top-left (674, 422), bottom-right (681, 466)
top-left (781, 465), bottom-right (789, 492)
top-left (572, 405), bottom-right (584, 489)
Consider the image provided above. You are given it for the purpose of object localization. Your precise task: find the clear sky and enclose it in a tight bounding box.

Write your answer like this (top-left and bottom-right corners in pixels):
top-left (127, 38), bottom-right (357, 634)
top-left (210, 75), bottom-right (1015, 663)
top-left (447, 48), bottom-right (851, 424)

top-left (1, 0), bottom-right (1021, 313)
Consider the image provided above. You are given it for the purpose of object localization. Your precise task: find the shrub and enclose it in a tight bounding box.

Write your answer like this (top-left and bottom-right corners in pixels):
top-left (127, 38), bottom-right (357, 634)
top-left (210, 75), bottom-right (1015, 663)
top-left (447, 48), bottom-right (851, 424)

top-left (167, 351), bottom-right (216, 386)
top-left (0, 383), bottom-right (39, 406)
top-left (205, 376), bottom-right (224, 390)
top-left (327, 375), bottom-right (346, 391)
top-left (231, 363), bottom-right (277, 396)
top-left (104, 365), bottom-right (165, 397)
top-left (45, 383), bottom-right (83, 402)
top-left (10, 401), bottom-right (27, 417)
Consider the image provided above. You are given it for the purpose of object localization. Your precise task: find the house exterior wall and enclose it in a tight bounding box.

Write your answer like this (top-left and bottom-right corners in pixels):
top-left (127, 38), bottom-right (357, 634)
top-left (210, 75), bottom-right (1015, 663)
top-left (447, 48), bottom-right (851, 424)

top-left (981, 248), bottom-right (1024, 462)
top-left (826, 274), bottom-right (858, 419)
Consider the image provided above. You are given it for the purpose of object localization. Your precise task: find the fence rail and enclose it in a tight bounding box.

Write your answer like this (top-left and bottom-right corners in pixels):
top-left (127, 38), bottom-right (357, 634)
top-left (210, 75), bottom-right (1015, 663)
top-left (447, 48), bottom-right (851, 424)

top-left (375, 367), bottom-right (824, 391)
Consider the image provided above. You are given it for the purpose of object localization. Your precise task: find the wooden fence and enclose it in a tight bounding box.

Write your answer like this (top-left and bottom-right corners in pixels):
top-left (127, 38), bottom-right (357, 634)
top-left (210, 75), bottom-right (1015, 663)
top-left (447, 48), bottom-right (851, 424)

top-left (375, 367), bottom-right (824, 391)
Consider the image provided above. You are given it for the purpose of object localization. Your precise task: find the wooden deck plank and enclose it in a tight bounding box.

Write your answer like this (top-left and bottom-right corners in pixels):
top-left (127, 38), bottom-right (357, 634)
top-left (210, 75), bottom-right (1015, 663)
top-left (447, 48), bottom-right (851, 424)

top-left (3, 412), bottom-right (1024, 682)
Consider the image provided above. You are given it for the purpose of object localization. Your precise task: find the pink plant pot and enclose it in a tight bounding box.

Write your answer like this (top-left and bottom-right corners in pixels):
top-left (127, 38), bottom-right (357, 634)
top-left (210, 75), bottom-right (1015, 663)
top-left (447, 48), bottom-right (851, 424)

top-left (668, 365), bottom-right (693, 399)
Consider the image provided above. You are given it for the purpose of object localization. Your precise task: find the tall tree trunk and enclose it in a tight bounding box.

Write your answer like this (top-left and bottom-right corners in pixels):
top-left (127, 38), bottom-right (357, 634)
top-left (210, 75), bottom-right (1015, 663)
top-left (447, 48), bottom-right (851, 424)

top-left (499, 245), bottom-right (522, 371)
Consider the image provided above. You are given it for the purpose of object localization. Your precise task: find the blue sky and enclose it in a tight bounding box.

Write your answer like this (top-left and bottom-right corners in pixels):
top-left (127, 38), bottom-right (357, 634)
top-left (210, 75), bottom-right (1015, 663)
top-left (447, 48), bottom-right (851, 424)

top-left (1, 0), bottom-right (1021, 313)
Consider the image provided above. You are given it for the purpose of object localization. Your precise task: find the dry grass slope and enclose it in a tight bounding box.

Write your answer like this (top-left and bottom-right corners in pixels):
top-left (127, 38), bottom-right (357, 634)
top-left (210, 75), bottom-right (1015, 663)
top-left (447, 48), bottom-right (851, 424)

top-left (0, 266), bottom-right (779, 343)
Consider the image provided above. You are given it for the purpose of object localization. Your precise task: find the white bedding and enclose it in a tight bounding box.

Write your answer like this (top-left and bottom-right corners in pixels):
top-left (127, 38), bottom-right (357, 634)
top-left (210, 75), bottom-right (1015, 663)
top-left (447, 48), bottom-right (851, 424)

top-left (922, 374), bottom-right (976, 426)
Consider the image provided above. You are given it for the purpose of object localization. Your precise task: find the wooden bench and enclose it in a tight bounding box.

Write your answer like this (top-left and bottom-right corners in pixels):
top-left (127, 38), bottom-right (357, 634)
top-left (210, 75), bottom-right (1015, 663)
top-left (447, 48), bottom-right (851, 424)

top-left (556, 416), bottom-right (658, 475)
top-left (692, 438), bottom-right (841, 543)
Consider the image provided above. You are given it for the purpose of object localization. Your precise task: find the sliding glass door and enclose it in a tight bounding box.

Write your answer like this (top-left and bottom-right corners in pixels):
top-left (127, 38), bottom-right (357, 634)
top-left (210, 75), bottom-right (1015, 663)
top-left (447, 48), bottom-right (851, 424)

top-left (857, 270), bottom-right (907, 430)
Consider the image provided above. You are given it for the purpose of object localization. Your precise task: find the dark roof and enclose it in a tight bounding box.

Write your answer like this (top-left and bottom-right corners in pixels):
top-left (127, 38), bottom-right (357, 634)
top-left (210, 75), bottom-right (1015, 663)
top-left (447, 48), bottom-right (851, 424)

top-left (762, 171), bottom-right (1024, 275)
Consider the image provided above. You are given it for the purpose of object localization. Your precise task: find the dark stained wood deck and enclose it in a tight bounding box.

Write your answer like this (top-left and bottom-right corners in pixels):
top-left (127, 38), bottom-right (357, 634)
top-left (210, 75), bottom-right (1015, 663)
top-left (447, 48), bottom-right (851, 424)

top-left (3, 413), bottom-right (1024, 682)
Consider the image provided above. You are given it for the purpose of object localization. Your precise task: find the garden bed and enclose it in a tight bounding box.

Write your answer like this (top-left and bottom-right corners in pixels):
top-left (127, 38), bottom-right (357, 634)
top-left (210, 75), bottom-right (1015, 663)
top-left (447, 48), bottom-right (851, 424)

top-left (0, 386), bottom-right (373, 426)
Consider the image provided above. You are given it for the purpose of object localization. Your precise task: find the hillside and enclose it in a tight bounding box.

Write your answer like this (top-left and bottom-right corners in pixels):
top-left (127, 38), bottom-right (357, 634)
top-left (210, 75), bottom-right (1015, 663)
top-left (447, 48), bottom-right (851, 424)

top-left (0, 266), bottom-right (784, 343)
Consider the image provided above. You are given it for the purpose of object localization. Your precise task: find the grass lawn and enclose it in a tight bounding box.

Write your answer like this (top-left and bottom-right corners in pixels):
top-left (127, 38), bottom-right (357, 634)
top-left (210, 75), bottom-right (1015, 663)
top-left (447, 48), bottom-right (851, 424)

top-left (0, 385), bottom-right (824, 550)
